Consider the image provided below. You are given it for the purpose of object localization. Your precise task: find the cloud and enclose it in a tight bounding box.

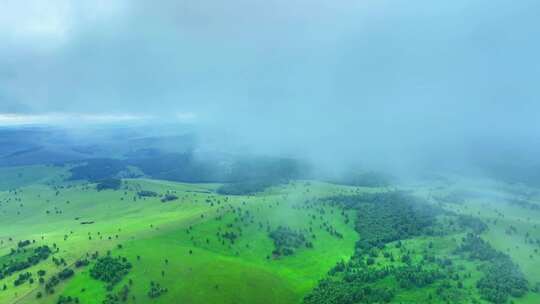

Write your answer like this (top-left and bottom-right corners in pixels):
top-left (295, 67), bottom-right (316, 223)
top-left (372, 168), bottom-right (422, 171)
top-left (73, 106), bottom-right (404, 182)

top-left (0, 113), bottom-right (152, 126)
top-left (0, 0), bottom-right (128, 49)
top-left (0, 0), bottom-right (539, 171)
top-left (0, 111), bottom-right (200, 126)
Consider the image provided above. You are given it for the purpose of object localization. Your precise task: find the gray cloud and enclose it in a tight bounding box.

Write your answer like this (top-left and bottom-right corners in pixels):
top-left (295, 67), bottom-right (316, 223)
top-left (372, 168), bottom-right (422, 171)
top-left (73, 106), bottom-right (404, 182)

top-left (1, 0), bottom-right (539, 172)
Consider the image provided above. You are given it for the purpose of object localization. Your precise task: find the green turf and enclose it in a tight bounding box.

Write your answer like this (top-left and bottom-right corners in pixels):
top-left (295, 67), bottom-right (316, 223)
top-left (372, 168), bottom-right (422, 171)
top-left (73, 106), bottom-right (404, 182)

top-left (1, 166), bottom-right (540, 303)
top-left (0, 169), bottom-right (358, 304)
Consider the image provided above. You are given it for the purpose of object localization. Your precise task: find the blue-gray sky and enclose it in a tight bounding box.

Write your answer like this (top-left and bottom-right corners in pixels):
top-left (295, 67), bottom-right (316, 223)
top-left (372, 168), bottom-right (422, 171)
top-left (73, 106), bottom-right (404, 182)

top-left (1, 0), bottom-right (539, 170)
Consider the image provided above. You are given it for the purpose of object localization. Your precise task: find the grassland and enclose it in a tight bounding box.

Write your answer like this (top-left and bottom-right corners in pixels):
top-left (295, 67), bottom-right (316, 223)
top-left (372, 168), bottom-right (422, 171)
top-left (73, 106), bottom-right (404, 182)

top-left (1, 166), bottom-right (539, 303)
top-left (0, 167), bottom-right (358, 304)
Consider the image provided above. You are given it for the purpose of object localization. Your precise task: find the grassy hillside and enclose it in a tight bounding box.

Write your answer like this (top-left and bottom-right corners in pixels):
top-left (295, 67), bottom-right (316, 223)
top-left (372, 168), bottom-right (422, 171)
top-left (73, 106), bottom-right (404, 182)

top-left (1, 166), bottom-right (539, 304)
top-left (0, 167), bottom-right (358, 304)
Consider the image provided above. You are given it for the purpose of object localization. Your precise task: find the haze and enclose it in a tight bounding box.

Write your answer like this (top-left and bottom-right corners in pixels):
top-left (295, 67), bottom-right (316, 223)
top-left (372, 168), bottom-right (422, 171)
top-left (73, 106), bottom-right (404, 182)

top-left (1, 0), bottom-right (539, 174)
top-left (2, 3), bottom-right (540, 303)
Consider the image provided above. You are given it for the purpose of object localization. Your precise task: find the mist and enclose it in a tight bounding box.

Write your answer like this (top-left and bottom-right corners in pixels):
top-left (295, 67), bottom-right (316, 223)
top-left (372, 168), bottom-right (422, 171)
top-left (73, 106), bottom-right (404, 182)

top-left (1, 0), bottom-right (540, 178)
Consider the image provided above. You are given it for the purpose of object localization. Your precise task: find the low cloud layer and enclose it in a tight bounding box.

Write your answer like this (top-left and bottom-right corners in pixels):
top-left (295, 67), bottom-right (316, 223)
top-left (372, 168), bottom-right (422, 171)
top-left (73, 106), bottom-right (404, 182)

top-left (1, 0), bottom-right (539, 172)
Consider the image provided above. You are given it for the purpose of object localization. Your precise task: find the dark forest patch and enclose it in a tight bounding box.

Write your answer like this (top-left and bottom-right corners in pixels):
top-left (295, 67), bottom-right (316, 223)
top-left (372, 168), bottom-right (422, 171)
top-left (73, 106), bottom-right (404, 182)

top-left (456, 234), bottom-right (529, 303)
top-left (67, 154), bottom-right (308, 196)
top-left (69, 159), bottom-right (126, 182)
top-left (216, 180), bottom-right (278, 195)
top-left (0, 246), bottom-right (52, 280)
top-left (160, 194), bottom-right (178, 203)
top-left (327, 192), bottom-right (440, 251)
top-left (137, 190), bottom-right (158, 198)
top-left (327, 171), bottom-right (393, 187)
top-left (90, 256), bottom-right (132, 290)
top-left (304, 192), bottom-right (446, 304)
top-left (269, 226), bottom-right (312, 258)
top-left (96, 178), bottom-right (122, 191)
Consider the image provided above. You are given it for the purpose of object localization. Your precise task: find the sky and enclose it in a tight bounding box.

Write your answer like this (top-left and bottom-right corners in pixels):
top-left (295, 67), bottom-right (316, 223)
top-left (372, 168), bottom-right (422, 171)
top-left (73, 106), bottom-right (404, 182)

top-left (1, 0), bottom-right (539, 171)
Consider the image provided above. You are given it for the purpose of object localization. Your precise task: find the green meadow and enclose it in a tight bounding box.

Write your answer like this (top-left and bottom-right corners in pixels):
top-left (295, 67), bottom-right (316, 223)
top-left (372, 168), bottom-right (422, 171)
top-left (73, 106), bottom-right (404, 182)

top-left (0, 166), bottom-right (358, 304)
top-left (1, 166), bottom-right (539, 304)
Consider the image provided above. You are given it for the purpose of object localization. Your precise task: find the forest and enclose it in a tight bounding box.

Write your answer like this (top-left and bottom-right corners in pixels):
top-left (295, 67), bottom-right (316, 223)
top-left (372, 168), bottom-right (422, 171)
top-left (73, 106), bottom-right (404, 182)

top-left (304, 192), bottom-right (533, 304)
